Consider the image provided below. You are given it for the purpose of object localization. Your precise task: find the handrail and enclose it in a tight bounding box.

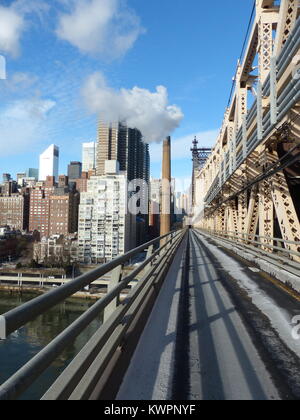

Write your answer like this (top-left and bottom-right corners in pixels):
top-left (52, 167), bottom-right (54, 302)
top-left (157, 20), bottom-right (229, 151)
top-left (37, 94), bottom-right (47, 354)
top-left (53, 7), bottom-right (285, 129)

top-left (211, 230), bottom-right (300, 248)
top-left (0, 230), bottom-right (185, 400)
top-left (42, 232), bottom-right (185, 400)
top-left (199, 229), bottom-right (300, 267)
top-left (0, 231), bottom-right (176, 340)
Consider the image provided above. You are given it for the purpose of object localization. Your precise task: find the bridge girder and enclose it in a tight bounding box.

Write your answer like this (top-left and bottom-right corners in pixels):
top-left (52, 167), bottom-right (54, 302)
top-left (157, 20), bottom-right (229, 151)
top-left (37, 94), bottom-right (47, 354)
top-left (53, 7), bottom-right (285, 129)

top-left (193, 0), bottom-right (300, 262)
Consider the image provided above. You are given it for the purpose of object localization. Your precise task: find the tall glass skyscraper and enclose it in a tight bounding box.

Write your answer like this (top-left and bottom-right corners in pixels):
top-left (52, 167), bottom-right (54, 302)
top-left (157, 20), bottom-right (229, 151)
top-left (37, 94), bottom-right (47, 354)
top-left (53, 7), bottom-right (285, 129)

top-left (82, 142), bottom-right (97, 172)
top-left (26, 168), bottom-right (39, 180)
top-left (39, 145), bottom-right (59, 181)
top-left (96, 121), bottom-right (150, 183)
top-left (68, 161), bottom-right (82, 181)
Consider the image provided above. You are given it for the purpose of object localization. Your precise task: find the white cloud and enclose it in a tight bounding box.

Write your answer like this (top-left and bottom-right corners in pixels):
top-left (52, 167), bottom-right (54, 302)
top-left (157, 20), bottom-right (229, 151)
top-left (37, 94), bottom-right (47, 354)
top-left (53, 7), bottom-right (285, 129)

top-left (82, 71), bottom-right (184, 143)
top-left (0, 97), bottom-right (56, 156)
top-left (7, 72), bottom-right (39, 90)
top-left (0, 5), bottom-right (25, 57)
top-left (0, 0), bottom-right (49, 58)
top-left (56, 0), bottom-right (145, 58)
top-left (149, 129), bottom-right (219, 162)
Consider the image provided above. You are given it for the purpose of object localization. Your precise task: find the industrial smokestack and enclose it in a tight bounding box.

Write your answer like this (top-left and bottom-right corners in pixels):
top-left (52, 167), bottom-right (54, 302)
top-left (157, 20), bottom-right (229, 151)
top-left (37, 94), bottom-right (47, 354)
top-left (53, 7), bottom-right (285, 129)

top-left (160, 136), bottom-right (171, 237)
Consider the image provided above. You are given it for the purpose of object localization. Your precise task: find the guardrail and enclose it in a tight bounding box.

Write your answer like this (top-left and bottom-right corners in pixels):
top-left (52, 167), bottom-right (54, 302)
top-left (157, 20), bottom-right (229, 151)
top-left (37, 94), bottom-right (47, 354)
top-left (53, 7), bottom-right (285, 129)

top-left (0, 229), bottom-right (185, 400)
top-left (199, 229), bottom-right (300, 270)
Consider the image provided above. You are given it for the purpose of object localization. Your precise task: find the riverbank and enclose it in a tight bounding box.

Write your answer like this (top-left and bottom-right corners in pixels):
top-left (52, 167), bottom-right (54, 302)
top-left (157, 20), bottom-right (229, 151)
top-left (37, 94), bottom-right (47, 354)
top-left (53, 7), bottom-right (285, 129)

top-left (0, 290), bottom-right (103, 400)
top-left (0, 284), bottom-right (104, 301)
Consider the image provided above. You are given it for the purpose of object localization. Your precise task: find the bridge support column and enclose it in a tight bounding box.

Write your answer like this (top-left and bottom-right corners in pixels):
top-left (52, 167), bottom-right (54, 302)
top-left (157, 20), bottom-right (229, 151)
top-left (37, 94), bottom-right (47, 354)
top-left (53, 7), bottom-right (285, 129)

top-left (237, 165), bottom-right (248, 241)
top-left (245, 185), bottom-right (260, 241)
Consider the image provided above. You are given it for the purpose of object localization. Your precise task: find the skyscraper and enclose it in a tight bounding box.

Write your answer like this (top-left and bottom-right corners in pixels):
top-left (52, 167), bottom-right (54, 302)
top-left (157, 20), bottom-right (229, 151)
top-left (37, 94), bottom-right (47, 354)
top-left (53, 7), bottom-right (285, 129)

top-left (96, 121), bottom-right (149, 183)
top-left (2, 174), bottom-right (11, 183)
top-left (68, 161), bottom-right (82, 182)
top-left (96, 122), bottom-right (121, 176)
top-left (96, 121), bottom-right (151, 245)
top-left (82, 142), bottom-right (97, 172)
top-left (39, 145), bottom-right (59, 181)
top-left (26, 168), bottom-right (39, 180)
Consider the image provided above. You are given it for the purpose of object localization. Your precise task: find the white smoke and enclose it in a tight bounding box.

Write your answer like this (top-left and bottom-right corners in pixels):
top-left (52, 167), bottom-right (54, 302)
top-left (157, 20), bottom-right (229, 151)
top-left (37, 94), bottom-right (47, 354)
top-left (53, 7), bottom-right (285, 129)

top-left (81, 72), bottom-right (184, 143)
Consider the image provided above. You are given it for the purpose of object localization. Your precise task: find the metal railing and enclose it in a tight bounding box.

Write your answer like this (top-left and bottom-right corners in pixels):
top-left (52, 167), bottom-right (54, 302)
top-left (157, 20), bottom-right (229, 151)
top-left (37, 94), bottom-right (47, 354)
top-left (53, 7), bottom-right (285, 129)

top-left (0, 229), bottom-right (185, 400)
top-left (198, 229), bottom-right (300, 272)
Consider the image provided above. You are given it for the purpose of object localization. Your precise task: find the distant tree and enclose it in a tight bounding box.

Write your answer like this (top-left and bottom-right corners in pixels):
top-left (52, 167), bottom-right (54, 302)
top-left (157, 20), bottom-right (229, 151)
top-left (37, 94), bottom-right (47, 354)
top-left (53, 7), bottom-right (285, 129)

top-left (28, 259), bottom-right (39, 269)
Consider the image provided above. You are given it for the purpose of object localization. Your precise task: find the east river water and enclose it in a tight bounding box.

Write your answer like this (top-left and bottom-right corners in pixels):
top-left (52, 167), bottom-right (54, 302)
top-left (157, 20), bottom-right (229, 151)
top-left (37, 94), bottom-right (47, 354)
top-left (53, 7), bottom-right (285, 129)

top-left (0, 290), bottom-right (103, 400)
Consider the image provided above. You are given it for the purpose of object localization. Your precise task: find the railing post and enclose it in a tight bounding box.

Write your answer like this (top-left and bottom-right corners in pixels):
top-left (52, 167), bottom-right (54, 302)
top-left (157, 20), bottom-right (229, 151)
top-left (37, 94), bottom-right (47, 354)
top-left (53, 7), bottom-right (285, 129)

top-left (167, 233), bottom-right (173, 249)
top-left (0, 315), bottom-right (6, 340)
top-left (146, 244), bottom-right (154, 260)
top-left (103, 265), bottom-right (123, 323)
top-left (141, 245), bottom-right (154, 278)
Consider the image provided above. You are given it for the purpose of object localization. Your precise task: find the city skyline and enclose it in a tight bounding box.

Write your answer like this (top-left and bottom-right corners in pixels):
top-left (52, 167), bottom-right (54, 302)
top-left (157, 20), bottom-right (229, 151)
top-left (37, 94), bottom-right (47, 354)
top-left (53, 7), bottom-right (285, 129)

top-left (0, 0), bottom-right (299, 403)
top-left (0, 0), bottom-right (254, 182)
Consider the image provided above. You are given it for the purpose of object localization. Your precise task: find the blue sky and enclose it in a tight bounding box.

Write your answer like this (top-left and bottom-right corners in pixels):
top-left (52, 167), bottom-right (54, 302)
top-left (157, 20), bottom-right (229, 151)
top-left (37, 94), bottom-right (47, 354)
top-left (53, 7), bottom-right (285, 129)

top-left (0, 0), bottom-right (254, 186)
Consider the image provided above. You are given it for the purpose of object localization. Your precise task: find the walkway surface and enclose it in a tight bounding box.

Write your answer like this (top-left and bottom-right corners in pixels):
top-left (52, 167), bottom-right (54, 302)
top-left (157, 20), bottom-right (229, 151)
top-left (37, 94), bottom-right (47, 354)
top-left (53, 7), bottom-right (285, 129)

top-left (117, 230), bottom-right (284, 400)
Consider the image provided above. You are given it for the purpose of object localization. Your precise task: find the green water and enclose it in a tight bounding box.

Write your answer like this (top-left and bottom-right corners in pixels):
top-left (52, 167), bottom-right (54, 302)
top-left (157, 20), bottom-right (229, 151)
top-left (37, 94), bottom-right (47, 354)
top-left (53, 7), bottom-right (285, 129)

top-left (0, 290), bottom-right (103, 400)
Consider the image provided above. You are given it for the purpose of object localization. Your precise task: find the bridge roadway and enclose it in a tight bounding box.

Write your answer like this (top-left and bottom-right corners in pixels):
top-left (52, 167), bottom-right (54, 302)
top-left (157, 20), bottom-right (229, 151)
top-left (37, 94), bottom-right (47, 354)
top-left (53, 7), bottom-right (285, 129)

top-left (117, 229), bottom-right (300, 401)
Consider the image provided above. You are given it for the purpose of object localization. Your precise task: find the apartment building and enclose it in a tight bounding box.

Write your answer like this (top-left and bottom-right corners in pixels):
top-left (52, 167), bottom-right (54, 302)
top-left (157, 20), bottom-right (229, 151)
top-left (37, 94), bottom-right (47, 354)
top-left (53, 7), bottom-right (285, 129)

top-left (0, 193), bottom-right (29, 231)
top-left (49, 192), bottom-right (79, 236)
top-left (75, 172), bottom-right (89, 193)
top-left (78, 161), bottom-right (136, 264)
top-left (29, 183), bottom-right (56, 237)
top-left (29, 177), bottom-right (79, 238)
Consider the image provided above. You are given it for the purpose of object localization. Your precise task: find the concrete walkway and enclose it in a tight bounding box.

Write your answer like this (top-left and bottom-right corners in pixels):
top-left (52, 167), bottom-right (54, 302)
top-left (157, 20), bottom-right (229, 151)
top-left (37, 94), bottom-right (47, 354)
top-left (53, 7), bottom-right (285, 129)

top-left (117, 230), bottom-right (281, 400)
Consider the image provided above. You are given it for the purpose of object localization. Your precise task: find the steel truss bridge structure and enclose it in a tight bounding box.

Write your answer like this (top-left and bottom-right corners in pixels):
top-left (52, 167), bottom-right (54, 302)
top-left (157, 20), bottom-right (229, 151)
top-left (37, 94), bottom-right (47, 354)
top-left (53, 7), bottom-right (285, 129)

top-left (0, 0), bottom-right (300, 402)
top-left (191, 136), bottom-right (212, 205)
top-left (193, 0), bottom-right (300, 263)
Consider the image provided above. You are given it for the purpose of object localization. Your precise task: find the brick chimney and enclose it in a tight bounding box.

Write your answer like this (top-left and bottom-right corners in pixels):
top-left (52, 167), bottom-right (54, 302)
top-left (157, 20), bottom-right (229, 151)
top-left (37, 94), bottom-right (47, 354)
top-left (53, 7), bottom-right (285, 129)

top-left (160, 136), bottom-right (171, 237)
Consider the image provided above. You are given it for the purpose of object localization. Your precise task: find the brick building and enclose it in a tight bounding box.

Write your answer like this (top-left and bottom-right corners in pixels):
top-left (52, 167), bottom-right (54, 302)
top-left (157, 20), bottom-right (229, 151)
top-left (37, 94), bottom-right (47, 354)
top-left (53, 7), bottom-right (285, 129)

top-left (49, 192), bottom-right (79, 236)
top-left (75, 172), bottom-right (89, 193)
top-left (0, 193), bottom-right (29, 231)
top-left (29, 182), bottom-right (56, 237)
top-left (29, 177), bottom-right (79, 238)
